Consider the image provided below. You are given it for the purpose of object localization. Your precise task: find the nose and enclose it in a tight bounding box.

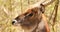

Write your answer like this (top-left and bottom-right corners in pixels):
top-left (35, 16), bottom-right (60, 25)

top-left (12, 20), bottom-right (17, 25)
top-left (12, 21), bottom-right (15, 24)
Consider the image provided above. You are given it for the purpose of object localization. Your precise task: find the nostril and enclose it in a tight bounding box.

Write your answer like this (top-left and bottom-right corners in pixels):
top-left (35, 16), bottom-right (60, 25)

top-left (12, 21), bottom-right (15, 24)
top-left (12, 20), bottom-right (17, 25)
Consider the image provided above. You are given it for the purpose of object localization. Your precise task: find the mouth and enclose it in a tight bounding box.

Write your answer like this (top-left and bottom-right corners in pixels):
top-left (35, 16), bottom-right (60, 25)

top-left (12, 19), bottom-right (32, 26)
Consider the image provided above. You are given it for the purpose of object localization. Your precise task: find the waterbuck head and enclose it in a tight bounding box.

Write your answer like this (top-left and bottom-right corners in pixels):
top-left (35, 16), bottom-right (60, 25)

top-left (12, 4), bottom-right (44, 27)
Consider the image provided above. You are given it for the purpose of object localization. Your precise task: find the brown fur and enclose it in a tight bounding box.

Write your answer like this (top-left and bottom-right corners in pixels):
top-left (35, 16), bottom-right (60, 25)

top-left (12, 4), bottom-right (50, 32)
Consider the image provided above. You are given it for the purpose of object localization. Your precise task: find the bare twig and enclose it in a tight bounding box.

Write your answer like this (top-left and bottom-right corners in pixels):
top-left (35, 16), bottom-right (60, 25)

top-left (20, 0), bottom-right (23, 13)
top-left (52, 0), bottom-right (59, 32)
top-left (1, 6), bottom-right (9, 16)
top-left (28, 0), bottom-right (30, 5)
top-left (49, 9), bottom-right (55, 21)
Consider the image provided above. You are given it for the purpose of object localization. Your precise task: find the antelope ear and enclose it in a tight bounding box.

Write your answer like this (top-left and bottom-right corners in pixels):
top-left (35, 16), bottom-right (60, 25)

top-left (40, 4), bottom-right (45, 13)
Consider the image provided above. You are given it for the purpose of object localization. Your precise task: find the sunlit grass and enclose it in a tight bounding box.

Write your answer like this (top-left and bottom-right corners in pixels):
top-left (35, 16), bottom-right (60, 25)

top-left (0, 0), bottom-right (60, 32)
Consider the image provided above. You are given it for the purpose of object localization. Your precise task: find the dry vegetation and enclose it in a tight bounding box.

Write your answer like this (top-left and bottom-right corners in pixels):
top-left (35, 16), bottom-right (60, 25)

top-left (0, 0), bottom-right (60, 32)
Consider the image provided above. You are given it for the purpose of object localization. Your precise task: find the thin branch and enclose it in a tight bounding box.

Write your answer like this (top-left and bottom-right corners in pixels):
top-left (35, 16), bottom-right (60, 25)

top-left (53, 0), bottom-right (59, 25)
top-left (28, 0), bottom-right (30, 5)
top-left (20, 0), bottom-right (23, 13)
top-left (1, 6), bottom-right (9, 15)
top-left (52, 0), bottom-right (59, 32)
top-left (49, 9), bottom-right (55, 21)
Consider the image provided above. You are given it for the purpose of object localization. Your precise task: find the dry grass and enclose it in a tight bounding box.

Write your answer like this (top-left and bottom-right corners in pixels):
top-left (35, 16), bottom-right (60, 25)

top-left (0, 0), bottom-right (60, 32)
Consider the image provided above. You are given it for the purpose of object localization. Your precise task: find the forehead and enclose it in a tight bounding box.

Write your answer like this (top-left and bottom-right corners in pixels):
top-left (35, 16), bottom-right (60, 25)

top-left (17, 7), bottom-right (40, 17)
top-left (25, 7), bottom-right (39, 13)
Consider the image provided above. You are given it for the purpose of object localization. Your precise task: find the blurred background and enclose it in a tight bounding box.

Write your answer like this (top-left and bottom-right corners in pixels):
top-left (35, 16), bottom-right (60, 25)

top-left (0, 0), bottom-right (60, 32)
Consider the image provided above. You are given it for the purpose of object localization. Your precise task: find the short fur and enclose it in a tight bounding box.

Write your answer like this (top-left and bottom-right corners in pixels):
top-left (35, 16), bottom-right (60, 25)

top-left (12, 2), bottom-right (50, 32)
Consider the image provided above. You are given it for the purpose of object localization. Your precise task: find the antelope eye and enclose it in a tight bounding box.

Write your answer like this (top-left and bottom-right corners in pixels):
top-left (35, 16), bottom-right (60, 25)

top-left (28, 13), bottom-right (33, 17)
top-left (24, 13), bottom-right (33, 18)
